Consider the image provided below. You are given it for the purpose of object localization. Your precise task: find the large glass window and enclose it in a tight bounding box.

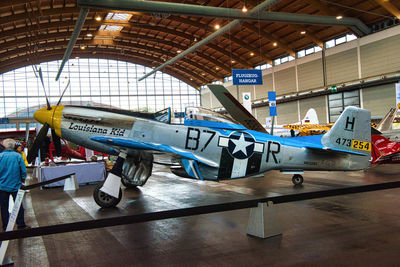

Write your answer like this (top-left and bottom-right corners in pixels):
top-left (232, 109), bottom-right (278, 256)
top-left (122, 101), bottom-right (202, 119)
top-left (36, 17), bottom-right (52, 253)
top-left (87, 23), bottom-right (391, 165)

top-left (0, 58), bottom-right (200, 130)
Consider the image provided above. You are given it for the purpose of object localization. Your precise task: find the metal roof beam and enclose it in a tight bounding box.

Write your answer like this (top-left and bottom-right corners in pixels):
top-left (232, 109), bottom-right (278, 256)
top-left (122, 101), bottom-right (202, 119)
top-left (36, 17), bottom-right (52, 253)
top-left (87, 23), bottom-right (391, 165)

top-left (136, 0), bottom-right (282, 81)
top-left (375, 0), bottom-right (400, 20)
top-left (78, 0), bottom-right (371, 36)
top-left (0, 50), bottom-right (205, 89)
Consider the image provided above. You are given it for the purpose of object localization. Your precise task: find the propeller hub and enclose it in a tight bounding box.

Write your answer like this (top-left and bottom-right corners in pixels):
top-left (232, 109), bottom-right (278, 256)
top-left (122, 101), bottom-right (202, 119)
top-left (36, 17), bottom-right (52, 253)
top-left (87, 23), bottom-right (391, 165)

top-left (34, 105), bottom-right (64, 137)
top-left (34, 107), bottom-right (54, 127)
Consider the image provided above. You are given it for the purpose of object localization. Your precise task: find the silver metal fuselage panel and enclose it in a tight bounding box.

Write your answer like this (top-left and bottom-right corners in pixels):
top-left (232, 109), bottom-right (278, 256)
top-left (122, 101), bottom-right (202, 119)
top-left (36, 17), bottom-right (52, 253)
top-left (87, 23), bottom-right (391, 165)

top-left (58, 106), bottom-right (369, 180)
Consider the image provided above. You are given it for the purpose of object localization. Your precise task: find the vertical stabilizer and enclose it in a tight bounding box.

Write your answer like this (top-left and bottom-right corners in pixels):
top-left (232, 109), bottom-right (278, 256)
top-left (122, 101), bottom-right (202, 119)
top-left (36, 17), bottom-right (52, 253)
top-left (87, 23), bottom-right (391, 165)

top-left (376, 108), bottom-right (396, 132)
top-left (321, 106), bottom-right (371, 155)
top-left (301, 108), bottom-right (319, 124)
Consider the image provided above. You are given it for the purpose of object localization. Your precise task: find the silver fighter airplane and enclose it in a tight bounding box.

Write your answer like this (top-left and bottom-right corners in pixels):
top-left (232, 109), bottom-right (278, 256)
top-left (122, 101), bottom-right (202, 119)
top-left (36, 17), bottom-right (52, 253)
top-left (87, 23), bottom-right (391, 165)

top-left (31, 85), bottom-right (371, 208)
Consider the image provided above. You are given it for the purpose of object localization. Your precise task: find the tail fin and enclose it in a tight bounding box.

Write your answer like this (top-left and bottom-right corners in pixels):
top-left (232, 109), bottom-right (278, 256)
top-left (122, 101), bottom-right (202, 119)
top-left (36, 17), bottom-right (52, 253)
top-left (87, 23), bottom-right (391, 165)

top-left (321, 106), bottom-right (371, 155)
top-left (301, 108), bottom-right (319, 124)
top-left (376, 108), bottom-right (395, 132)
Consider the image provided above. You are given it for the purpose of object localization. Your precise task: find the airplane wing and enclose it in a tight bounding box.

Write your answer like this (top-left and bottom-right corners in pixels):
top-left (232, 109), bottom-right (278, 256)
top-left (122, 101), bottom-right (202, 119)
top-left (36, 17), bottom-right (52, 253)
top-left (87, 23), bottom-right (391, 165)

top-left (207, 85), bottom-right (268, 133)
top-left (91, 136), bottom-right (219, 168)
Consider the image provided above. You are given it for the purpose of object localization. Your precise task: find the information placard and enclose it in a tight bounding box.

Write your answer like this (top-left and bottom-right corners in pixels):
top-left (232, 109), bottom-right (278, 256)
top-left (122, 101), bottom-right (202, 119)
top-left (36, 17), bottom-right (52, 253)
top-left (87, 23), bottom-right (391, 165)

top-left (232, 69), bottom-right (263, 85)
top-left (268, 91), bottom-right (277, 116)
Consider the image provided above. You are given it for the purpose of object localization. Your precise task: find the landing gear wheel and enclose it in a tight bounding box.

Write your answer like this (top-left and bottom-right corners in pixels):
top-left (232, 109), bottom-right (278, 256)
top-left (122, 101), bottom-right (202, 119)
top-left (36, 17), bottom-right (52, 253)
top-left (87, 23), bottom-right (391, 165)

top-left (121, 177), bottom-right (138, 189)
top-left (292, 174), bottom-right (304, 185)
top-left (93, 182), bottom-right (122, 208)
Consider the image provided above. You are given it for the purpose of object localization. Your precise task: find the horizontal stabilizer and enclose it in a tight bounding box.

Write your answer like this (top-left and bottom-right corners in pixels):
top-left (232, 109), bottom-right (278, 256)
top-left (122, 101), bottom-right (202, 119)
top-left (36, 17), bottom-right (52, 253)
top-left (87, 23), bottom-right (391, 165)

top-left (287, 139), bottom-right (369, 156)
top-left (305, 145), bottom-right (369, 156)
top-left (91, 136), bottom-right (219, 168)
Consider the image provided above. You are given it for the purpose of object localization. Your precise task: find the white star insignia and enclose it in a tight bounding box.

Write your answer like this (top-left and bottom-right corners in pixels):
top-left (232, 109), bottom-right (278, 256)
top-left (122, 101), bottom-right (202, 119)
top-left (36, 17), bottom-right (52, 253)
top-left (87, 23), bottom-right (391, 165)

top-left (231, 133), bottom-right (253, 156)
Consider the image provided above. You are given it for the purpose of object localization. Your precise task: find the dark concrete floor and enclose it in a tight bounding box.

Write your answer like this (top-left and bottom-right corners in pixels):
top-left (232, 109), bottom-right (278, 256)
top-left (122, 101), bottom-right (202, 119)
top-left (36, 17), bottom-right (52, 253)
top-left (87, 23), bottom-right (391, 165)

top-left (5, 164), bottom-right (400, 266)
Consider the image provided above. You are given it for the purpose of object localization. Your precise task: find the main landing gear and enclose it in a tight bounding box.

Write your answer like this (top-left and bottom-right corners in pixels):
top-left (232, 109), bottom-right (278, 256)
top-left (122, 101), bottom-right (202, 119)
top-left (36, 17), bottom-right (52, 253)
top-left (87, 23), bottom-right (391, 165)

top-left (93, 182), bottom-right (122, 208)
top-left (292, 174), bottom-right (304, 185)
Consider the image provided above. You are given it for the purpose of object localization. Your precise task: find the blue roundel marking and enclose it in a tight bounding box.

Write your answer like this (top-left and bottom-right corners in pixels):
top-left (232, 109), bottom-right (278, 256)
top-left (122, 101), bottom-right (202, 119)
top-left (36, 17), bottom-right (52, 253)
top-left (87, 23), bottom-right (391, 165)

top-left (227, 131), bottom-right (255, 159)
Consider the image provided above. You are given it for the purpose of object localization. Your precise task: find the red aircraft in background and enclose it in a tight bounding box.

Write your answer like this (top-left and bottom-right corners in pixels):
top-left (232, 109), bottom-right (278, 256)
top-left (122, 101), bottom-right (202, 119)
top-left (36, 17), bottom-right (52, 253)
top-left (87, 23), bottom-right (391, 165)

top-left (371, 134), bottom-right (400, 164)
top-left (48, 139), bottom-right (107, 162)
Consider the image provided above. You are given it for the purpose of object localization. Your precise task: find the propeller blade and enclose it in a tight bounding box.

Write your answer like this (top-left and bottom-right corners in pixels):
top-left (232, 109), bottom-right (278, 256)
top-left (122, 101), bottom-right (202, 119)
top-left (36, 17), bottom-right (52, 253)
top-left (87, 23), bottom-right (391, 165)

top-left (56, 79), bottom-right (70, 106)
top-left (27, 123), bottom-right (49, 164)
top-left (52, 129), bottom-right (62, 156)
top-left (36, 67), bottom-right (51, 110)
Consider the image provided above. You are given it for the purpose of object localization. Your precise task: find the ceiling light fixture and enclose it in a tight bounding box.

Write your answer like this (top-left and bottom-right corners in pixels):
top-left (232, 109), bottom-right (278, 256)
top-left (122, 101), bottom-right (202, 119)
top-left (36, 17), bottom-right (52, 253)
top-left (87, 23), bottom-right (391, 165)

top-left (250, 52), bottom-right (254, 56)
top-left (273, 42), bottom-right (277, 46)
top-left (336, 15), bottom-right (343, 20)
top-left (177, 50), bottom-right (182, 53)
top-left (300, 31), bottom-right (306, 35)
top-left (216, 67), bottom-right (220, 70)
top-left (95, 16), bottom-right (102, 21)
top-left (242, 5), bottom-right (248, 13)
top-left (215, 24), bottom-right (220, 30)
top-left (87, 33), bottom-right (93, 37)
top-left (231, 60), bottom-right (235, 63)
top-left (80, 46), bottom-right (86, 50)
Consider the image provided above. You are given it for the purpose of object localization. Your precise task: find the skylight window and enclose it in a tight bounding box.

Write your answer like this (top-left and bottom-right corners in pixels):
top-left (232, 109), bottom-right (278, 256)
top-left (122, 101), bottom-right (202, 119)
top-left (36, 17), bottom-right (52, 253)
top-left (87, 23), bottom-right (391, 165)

top-left (99, 13), bottom-right (131, 32)
top-left (105, 13), bottom-right (132, 21)
top-left (99, 25), bottom-right (123, 31)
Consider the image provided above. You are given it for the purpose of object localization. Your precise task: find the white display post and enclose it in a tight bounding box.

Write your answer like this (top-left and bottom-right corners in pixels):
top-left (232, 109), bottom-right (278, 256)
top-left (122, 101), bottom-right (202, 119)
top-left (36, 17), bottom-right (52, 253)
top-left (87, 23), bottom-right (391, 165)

top-left (63, 174), bottom-right (79, 191)
top-left (247, 201), bottom-right (281, 239)
top-left (0, 189), bottom-right (26, 266)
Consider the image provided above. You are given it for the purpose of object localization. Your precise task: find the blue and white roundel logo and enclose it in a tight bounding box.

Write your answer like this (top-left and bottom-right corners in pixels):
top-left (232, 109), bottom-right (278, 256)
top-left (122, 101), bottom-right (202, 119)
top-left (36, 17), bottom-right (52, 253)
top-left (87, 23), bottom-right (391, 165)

top-left (227, 132), bottom-right (256, 159)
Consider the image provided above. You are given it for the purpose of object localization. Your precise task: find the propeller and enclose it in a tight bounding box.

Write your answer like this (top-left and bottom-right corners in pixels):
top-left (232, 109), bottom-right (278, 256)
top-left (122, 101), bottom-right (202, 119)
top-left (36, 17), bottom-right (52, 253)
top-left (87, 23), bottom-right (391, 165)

top-left (27, 67), bottom-right (71, 163)
top-left (27, 123), bottom-right (49, 164)
top-left (52, 129), bottom-right (62, 156)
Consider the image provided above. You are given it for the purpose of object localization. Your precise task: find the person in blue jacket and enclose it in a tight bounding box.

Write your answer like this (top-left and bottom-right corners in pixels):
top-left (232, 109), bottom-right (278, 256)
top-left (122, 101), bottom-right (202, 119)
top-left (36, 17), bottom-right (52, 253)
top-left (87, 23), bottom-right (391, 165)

top-left (0, 138), bottom-right (29, 231)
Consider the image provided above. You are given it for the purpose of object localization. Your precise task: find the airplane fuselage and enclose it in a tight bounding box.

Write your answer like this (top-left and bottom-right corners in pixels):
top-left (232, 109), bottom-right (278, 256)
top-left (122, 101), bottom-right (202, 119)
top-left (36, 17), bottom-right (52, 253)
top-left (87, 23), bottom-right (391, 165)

top-left (52, 105), bottom-right (369, 181)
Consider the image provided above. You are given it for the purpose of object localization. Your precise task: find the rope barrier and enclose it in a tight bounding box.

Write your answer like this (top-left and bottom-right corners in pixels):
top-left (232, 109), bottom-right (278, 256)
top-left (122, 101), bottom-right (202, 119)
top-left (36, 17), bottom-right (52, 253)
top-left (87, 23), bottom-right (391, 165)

top-left (21, 173), bottom-right (75, 190)
top-left (1, 180), bottom-right (399, 241)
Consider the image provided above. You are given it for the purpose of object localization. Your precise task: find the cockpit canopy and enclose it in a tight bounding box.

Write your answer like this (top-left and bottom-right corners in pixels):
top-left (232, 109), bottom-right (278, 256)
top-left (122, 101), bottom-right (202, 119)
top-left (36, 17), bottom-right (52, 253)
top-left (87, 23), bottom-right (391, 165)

top-left (184, 107), bottom-right (240, 125)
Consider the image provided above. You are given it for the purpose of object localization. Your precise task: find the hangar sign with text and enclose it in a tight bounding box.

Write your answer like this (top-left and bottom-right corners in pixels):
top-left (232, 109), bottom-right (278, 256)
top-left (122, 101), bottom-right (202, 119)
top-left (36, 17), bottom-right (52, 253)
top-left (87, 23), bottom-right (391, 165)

top-left (232, 69), bottom-right (263, 85)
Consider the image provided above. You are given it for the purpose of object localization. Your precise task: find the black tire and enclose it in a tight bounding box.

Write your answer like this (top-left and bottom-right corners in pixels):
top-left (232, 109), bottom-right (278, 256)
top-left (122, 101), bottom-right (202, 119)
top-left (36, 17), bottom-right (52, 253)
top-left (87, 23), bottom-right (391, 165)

top-left (292, 174), bottom-right (304, 185)
top-left (121, 177), bottom-right (138, 189)
top-left (93, 182), bottom-right (122, 208)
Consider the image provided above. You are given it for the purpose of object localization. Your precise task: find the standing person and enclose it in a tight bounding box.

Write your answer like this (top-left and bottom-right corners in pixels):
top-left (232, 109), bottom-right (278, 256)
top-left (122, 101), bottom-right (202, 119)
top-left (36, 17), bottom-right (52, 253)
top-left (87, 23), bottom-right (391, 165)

top-left (0, 138), bottom-right (29, 231)
top-left (14, 142), bottom-right (28, 166)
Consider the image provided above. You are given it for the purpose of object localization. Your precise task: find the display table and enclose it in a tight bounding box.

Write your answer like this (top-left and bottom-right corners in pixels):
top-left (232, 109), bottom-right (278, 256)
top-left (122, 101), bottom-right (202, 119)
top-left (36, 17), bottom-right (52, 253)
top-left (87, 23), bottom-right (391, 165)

top-left (40, 162), bottom-right (106, 187)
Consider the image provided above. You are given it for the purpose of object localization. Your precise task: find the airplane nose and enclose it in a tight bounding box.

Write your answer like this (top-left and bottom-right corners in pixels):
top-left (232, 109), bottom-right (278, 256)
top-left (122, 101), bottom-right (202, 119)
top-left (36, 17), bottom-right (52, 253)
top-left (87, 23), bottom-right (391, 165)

top-left (34, 105), bottom-right (64, 137)
top-left (34, 107), bottom-right (54, 127)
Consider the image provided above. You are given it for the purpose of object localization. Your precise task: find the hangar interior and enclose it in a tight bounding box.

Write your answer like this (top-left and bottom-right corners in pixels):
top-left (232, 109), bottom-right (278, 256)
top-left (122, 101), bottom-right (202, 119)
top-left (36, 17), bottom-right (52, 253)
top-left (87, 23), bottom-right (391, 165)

top-left (0, 0), bottom-right (399, 266)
